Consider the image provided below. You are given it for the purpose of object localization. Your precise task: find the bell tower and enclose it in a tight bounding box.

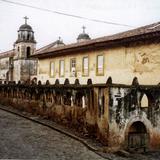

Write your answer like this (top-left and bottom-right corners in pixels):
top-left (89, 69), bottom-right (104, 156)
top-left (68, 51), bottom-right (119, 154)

top-left (14, 16), bottom-right (36, 59)
top-left (13, 17), bottom-right (37, 82)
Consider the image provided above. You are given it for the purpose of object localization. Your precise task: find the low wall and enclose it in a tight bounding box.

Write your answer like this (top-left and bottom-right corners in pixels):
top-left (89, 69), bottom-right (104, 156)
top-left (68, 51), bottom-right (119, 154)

top-left (0, 78), bottom-right (160, 150)
top-left (0, 79), bottom-right (104, 143)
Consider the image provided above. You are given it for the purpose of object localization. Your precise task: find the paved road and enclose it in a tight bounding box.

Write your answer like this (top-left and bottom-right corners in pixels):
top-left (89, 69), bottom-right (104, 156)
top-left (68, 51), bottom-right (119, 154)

top-left (1, 108), bottom-right (160, 160)
top-left (0, 109), bottom-right (105, 160)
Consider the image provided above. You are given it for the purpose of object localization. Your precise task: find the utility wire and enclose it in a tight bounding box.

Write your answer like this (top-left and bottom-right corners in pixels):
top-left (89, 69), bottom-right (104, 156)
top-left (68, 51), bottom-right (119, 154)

top-left (0, 0), bottom-right (134, 28)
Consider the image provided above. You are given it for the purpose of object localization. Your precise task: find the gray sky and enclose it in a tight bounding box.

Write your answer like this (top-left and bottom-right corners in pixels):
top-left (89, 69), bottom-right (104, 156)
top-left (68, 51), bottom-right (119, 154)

top-left (0, 0), bottom-right (160, 52)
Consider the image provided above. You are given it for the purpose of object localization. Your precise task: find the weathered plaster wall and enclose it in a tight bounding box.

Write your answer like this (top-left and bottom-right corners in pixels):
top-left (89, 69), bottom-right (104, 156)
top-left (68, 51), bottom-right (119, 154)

top-left (13, 60), bottom-right (21, 81)
top-left (0, 57), bottom-right (10, 80)
top-left (13, 59), bottom-right (37, 82)
top-left (37, 42), bottom-right (160, 85)
top-left (14, 42), bottom-right (36, 59)
top-left (0, 78), bottom-right (160, 150)
top-left (0, 80), bottom-right (98, 140)
top-left (108, 84), bottom-right (160, 149)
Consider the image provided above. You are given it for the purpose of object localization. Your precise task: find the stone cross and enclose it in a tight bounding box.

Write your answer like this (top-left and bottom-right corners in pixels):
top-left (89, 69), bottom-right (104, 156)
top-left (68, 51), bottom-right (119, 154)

top-left (24, 16), bottom-right (29, 24)
top-left (82, 26), bottom-right (86, 33)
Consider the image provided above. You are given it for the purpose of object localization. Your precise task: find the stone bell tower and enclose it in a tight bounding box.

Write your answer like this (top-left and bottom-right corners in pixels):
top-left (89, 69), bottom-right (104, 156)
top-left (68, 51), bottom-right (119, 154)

top-left (13, 16), bottom-right (37, 82)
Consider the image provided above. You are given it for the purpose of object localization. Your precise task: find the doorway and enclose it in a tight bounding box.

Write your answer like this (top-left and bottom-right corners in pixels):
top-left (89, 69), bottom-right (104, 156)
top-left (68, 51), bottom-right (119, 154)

top-left (127, 121), bottom-right (148, 150)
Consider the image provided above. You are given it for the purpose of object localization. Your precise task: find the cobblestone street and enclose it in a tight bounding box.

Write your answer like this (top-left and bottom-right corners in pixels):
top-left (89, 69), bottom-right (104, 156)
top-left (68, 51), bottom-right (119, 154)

top-left (0, 109), bottom-right (105, 160)
top-left (1, 108), bottom-right (160, 160)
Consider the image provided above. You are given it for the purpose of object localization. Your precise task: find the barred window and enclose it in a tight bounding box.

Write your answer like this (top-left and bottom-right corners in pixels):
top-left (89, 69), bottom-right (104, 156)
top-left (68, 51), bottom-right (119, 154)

top-left (70, 58), bottom-right (76, 77)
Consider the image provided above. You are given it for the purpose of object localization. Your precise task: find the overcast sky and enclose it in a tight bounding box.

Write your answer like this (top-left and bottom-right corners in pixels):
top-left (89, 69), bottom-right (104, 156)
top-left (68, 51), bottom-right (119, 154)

top-left (0, 0), bottom-right (160, 52)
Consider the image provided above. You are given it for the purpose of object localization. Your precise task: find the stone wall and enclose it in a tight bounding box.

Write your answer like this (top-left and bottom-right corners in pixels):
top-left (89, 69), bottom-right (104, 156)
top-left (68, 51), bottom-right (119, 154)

top-left (13, 59), bottom-right (37, 82)
top-left (0, 77), bottom-right (160, 150)
top-left (0, 79), bottom-right (98, 139)
top-left (107, 78), bottom-right (160, 150)
top-left (0, 57), bottom-right (9, 80)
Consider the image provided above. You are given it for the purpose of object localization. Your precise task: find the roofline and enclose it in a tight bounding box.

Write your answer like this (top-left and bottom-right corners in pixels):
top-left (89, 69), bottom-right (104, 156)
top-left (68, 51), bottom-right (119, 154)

top-left (0, 49), bottom-right (15, 59)
top-left (15, 40), bottom-right (36, 44)
top-left (35, 40), bottom-right (64, 54)
top-left (31, 30), bottom-right (160, 59)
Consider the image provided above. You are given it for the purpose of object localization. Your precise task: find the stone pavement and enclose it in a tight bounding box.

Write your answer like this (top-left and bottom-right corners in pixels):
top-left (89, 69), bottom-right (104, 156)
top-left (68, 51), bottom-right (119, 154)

top-left (0, 109), bottom-right (105, 160)
top-left (0, 105), bottom-right (160, 160)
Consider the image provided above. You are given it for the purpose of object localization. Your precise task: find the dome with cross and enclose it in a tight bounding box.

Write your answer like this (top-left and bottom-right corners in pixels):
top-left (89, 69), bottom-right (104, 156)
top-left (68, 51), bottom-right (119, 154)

top-left (15, 16), bottom-right (36, 44)
top-left (19, 24), bottom-right (32, 31)
top-left (77, 26), bottom-right (91, 42)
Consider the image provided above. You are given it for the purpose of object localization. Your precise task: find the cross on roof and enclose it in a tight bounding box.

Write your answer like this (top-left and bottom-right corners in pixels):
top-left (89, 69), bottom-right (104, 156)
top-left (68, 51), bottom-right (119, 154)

top-left (24, 16), bottom-right (29, 24)
top-left (58, 36), bottom-right (61, 41)
top-left (82, 26), bottom-right (86, 33)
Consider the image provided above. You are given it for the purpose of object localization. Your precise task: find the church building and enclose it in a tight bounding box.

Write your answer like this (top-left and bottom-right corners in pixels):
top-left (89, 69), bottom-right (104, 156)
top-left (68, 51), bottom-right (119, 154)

top-left (0, 17), bottom-right (37, 82)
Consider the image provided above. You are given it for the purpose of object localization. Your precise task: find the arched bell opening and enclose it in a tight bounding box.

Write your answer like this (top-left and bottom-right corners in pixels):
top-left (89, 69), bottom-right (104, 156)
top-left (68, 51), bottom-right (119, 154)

top-left (26, 47), bottom-right (31, 58)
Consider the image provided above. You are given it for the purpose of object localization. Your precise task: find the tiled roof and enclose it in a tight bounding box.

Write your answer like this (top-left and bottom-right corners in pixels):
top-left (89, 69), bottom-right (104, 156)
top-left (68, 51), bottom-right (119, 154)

top-left (32, 21), bottom-right (160, 58)
top-left (36, 40), bottom-right (65, 55)
top-left (0, 50), bottom-right (14, 59)
top-left (36, 41), bottom-right (58, 54)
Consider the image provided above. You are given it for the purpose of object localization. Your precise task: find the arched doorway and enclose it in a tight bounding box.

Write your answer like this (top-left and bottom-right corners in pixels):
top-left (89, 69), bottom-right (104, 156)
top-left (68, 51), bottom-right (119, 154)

top-left (127, 121), bottom-right (148, 150)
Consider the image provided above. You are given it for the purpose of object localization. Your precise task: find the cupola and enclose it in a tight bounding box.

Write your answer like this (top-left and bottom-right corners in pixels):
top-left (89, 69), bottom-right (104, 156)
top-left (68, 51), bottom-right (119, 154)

top-left (15, 16), bottom-right (36, 44)
top-left (77, 26), bottom-right (91, 43)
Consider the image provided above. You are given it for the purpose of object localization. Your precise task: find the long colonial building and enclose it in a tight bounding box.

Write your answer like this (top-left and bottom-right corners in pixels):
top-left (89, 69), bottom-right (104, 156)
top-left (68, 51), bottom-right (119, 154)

top-left (32, 22), bottom-right (160, 85)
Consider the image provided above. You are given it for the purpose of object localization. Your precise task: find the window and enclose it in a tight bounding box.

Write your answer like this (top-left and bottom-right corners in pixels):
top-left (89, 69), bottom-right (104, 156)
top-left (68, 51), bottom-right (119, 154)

top-left (17, 47), bottom-right (20, 52)
top-left (27, 33), bottom-right (30, 40)
top-left (50, 62), bottom-right (55, 77)
top-left (70, 58), bottom-right (76, 77)
top-left (9, 57), bottom-right (13, 69)
top-left (26, 46), bottom-right (31, 58)
top-left (82, 57), bottom-right (89, 76)
top-left (59, 60), bottom-right (65, 77)
top-left (96, 55), bottom-right (104, 75)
